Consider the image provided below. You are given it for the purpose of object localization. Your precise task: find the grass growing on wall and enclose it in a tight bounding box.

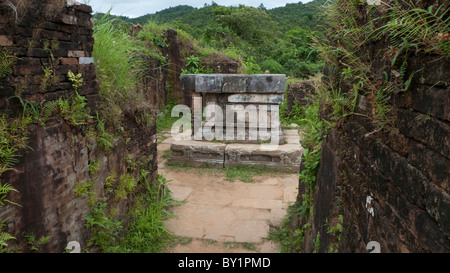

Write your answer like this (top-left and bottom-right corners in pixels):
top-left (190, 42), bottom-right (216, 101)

top-left (93, 12), bottom-right (157, 132)
top-left (116, 175), bottom-right (175, 253)
top-left (84, 174), bottom-right (176, 253)
top-left (272, 0), bottom-right (450, 253)
top-left (0, 86), bottom-right (96, 251)
top-left (269, 93), bottom-right (326, 253)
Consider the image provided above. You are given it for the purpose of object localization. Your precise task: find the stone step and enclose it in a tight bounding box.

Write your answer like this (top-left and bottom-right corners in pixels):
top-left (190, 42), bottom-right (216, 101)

top-left (169, 140), bottom-right (226, 168)
top-left (167, 131), bottom-right (302, 171)
top-left (224, 143), bottom-right (302, 171)
top-left (193, 128), bottom-right (285, 145)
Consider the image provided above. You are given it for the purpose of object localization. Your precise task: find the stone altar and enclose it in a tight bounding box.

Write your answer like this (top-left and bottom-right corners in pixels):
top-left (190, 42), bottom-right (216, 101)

top-left (168, 74), bottom-right (302, 171)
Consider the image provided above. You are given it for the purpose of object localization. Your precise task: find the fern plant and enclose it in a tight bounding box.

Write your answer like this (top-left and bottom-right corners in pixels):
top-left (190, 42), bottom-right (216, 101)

top-left (39, 66), bottom-right (55, 91)
top-left (38, 100), bottom-right (59, 126)
top-left (0, 114), bottom-right (32, 176)
top-left (0, 182), bottom-right (19, 251)
top-left (57, 92), bottom-right (92, 126)
top-left (22, 232), bottom-right (52, 252)
top-left (369, 1), bottom-right (450, 55)
top-left (68, 70), bottom-right (83, 91)
top-left (114, 174), bottom-right (136, 201)
top-left (0, 47), bottom-right (17, 78)
top-left (0, 183), bottom-right (19, 207)
top-left (0, 215), bottom-right (15, 252)
top-left (85, 202), bottom-right (122, 253)
top-left (95, 113), bottom-right (114, 152)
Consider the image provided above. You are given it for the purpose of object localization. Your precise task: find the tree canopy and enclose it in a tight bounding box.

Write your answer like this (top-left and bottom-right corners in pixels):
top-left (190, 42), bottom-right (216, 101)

top-left (95, 0), bottom-right (326, 78)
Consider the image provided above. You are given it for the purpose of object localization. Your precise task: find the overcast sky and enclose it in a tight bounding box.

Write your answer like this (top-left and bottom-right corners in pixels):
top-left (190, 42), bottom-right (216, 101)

top-left (85, 0), bottom-right (312, 18)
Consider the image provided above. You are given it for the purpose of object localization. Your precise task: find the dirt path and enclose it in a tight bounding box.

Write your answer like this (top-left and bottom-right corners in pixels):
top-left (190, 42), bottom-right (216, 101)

top-left (157, 132), bottom-right (299, 253)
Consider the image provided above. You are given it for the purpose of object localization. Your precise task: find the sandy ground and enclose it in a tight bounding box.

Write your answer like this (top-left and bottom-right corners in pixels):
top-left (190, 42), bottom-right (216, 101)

top-left (157, 132), bottom-right (299, 253)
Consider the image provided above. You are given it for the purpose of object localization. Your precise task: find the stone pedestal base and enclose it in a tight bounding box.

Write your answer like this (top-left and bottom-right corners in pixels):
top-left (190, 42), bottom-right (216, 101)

top-left (168, 129), bottom-right (302, 171)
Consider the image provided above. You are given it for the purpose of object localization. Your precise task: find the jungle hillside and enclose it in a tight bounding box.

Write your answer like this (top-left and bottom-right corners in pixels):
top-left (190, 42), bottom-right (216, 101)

top-left (94, 0), bottom-right (327, 79)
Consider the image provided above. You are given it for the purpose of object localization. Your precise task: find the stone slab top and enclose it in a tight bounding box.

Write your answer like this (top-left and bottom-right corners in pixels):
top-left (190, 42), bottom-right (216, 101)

top-left (181, 74), bottom-right (287, 94)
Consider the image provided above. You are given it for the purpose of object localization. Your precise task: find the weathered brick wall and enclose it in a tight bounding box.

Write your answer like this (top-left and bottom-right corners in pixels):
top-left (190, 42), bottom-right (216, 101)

top-left (285, 80), bottom-right (315, 115)
top-left (0, 1), bottom-right (158, 252)
top-left (134, 28), bottom-right (243, 111)
top-left (296, 1), bottom-right (449, 253)
top-left (0, 0), bottom-right (99, 112)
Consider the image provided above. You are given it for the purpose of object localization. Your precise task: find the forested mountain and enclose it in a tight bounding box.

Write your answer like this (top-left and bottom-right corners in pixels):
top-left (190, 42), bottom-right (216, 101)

top-left (123, 0), bottom-right (326, 34)
top-left (268, 0), bottom-right (328, 32)
top-left (94, 0), bottom-right (327, 78)
top-left (134, 5), bottom-right (196, 24)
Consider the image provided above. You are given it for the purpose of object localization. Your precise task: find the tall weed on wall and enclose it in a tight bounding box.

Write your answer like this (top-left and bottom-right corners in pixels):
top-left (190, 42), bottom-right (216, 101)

top-left (92, 14), bottom-right (148, 128)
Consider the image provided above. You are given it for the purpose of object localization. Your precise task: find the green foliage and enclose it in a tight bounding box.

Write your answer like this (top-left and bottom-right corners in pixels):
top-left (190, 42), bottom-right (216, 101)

top-left (9, 95), bottom-right (40, 122)
top-left (370, 87), bottom-right (392, 130)
top-left (0, 91), bottom-right (92, 251)
top-left (318, 0), bottom-right (450, 133)
top-left (117, 174), bottom-right (175, 253)
top-left (125, 154), bottom-right (137, 171)
top-left (132, 5), bottom-right (196, 25)
top-left (93, 13), bottom-right (144, 94)
top-left (166, 160), bottom-right (283, 183)
top-left (224, 165), bottom-right (280, 183)
top-left (74, 179), bottom-right (98, 207)
top-left (243, 56), bottom-right (262, 74)
top-left (181, 55), bottom-right (213, 75)
top-left (67, 70), bottom-right (83, 91)
top-left (74, 179), bottom-right (95, 198)
top-left (298, 148), bottom-right (321, 211)
top-left (268, 213), bottom-right (311, 253)
top-left (201, 25), bottom-right (240, 50)
top-left (85, 202), bottom-right (123, 252)
top-left (295, 102), bottom-right (324, 218)
top-left (97, 0), bottom-right (327, 78)
top-left (299, 101), bottom-right (326, 152)
top-left (22, 232), bottom-right (52, 252)
top-left (39, 66), bottom-right (55, 91)
top-left (0, 47), bottom-right (17, 78)
top-left (162, 149), bottom-right (173, 159)
top-left (93, 12), bottom-right (155, 132)
top-left (280, 98), bottom-right (304, 127)
top-left (58, 91), bottom-right (92, 126)
top-left (94, 113), bottom-right (114, 152)
top-left (82, 167), bottom-right (176, 253)
top-left (104, 171), bottom-right (117, 193)
top-left (156, 97), bottom-right (179, 133)
top-left (215, 5), bottom-right (280, 47)
top-left (207, 5), bottom-right (323, 77)
top-left (313, 231), bottom-right (321, 253)
top-left (274, 78), bottom-right (329, 252)
top-left (268, 0), bottom-right (328, 32)
top-left (0, 63), bottom-right (91, 254)
top-left (0, 114), bottom-right (32, 177)
top-left (38, 100), bottom-right (58, 126)
top-left (0, 229), bottom-right (15, 252)
top-left (369, 2), bottom-right (450, 55)
top-left (88, 160), bottom-right (100, 175)
top-left (261, 59), bottom-right (283, 74)
top-left (136, 21), bottom-right (169, 64)
top-left (0, 183), bottom-right (18, 208)
top-left (0, 181), bottom-right (20, 251)
top-left (326, 215), bottom-right (343, 253)
top-left (114, 173), bottom-right (136, 201)
top-left (86, 174), bottom-right (176, 253)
